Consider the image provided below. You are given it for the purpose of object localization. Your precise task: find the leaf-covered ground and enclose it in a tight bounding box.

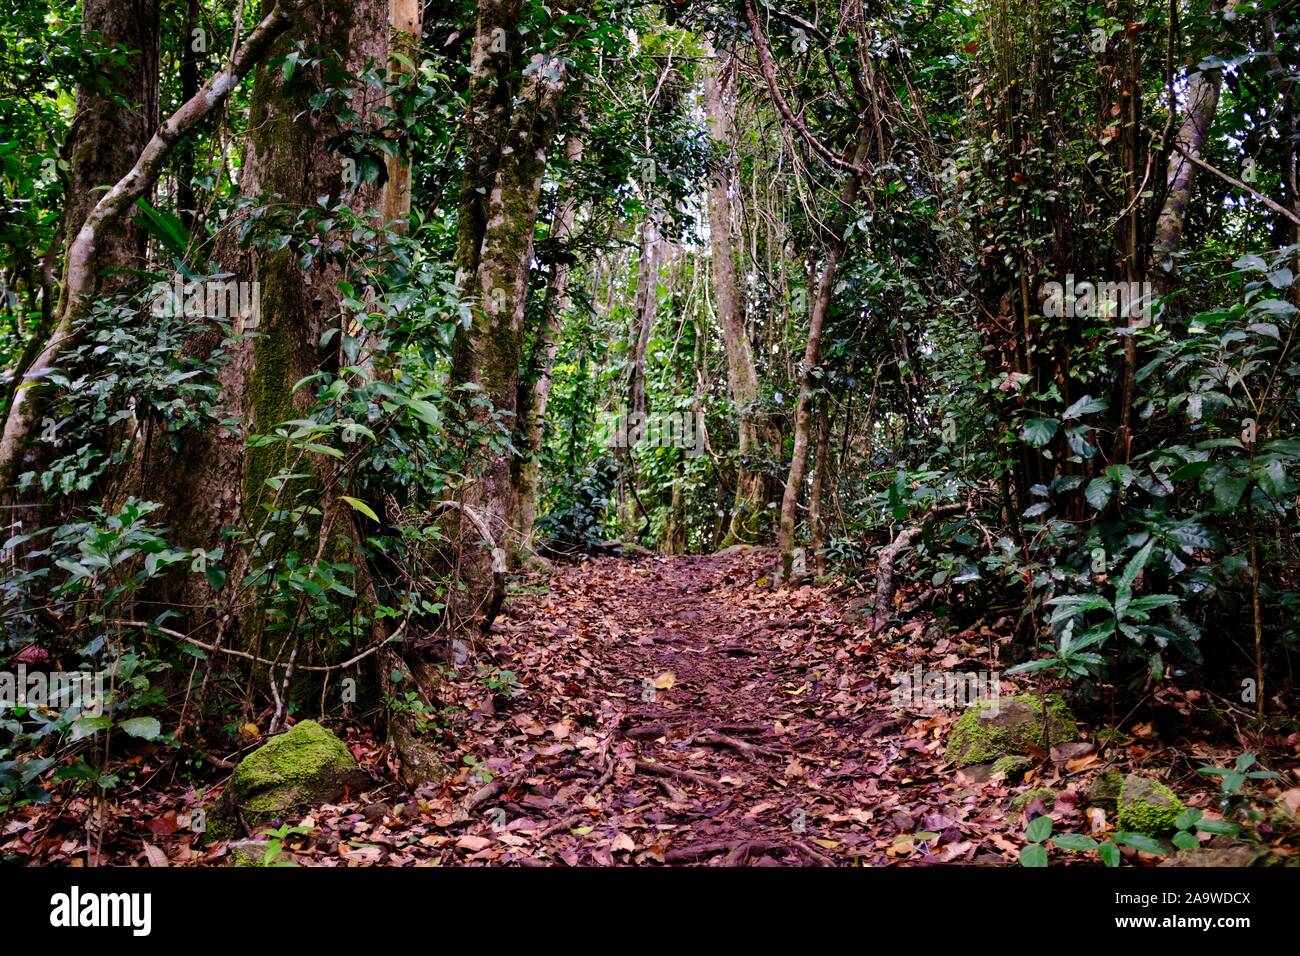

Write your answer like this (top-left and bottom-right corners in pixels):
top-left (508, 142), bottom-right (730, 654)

top-left (7, 547), bottom-right (1294, 866)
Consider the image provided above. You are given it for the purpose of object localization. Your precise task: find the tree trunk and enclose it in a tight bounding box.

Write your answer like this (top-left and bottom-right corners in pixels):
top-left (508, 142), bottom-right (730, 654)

top-left (616, 213), bottom-right (661, 532)
top-left (133, 0), bottom-right (387, 650)
top-left (446, 0), bottom-right (572, 627)
top-left (776, 125), bottom-right (870, 582)
top-left (512, 131), bottom-right (584, 558)
top-left (383, 0), bottom-right (422, 230)
top-left (703, 43), bottom-right (777, 547)
top-left (808, 396), bottom-right (830, 577)
top-left (0, 1), bottom-right (294, 486)
top-left (625, 215), bottom-right (662, 423)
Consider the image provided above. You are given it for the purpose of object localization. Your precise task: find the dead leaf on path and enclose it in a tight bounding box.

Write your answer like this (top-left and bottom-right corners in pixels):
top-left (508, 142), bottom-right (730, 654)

top-left (456, 835), bottom-right (492, 852)
top-left (1066, 753), bottom-right (1100, 773)
top-left (1279, 788), bottom-right (1300, 815)
top-left (653, 672), bottom-right (676, 690)
top-left (1050, 742), bottom-right (1095, 765)
top-left (142, 843), bottom-right (169, 867)
top-left (513, 714), bottom-right (546, 736)
top-left (611, 832), bottom-right (636, 852)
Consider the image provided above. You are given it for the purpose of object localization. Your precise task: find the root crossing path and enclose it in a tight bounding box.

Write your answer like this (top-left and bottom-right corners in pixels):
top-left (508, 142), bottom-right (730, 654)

top-left (438, 547), bottom-right (1019, 866)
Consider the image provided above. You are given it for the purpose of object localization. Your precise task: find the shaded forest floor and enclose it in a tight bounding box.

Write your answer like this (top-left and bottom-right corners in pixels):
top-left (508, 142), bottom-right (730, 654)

top-left (8, 548), bottom-right (1294, 866)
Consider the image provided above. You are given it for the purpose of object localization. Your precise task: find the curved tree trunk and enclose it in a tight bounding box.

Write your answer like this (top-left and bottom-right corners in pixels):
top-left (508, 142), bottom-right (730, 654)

top-left (0, 0), bottom-right (159, 527)
top-left (0, 0), bottom-right (293, 488)
top-left (776, 126), bottom-right (870, 583)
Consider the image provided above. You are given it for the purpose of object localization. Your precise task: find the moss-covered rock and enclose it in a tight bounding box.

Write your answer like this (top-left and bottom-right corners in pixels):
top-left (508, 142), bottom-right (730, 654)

top-left (227, 839), bottom-right (273, 867)
top-left (1118, 774), bottom-right (1185, 835)
top-left (226, 720), bottom-right (367, 825)
top-left (943, 694), bottom-right (1078, 767)
top-left (1087, 770), bottom-right (1124, 810)
top-left (1009, 787), bottom-right (1056, 815)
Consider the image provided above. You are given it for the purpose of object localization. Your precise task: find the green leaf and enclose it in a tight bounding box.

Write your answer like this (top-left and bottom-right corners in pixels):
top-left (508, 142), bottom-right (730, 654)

top-left (1085, 477), bottom-right (1114, 511)
top-left (1025, 815), bottom-right (1053, 843)
top-left (1212, 473), bottom-right (1249, 510)
top-left (1021, 418), bottom-right (1058, 447)
top-left (1116, 539), bottom-right (1154, 594)
top-left (1062, 394), bottom-right (1107, 420)
top-left (118, 717), bottom-right (162, 741)
top-left (1172, 831), bottom-right (1199, 850)
top-left (1113, 831), bottom-right (1165, 855)
top-left (1019, 843), bottom-right (1049, 867)
top-left (341, 496), bottom-right (380, 522)
top-left (1098, 841), bottom-right (1120, 867)
top-left (1174, 808), bottom-right (1203, 830)
top-left (1050, 832), bottom-right (1098, 852)
top-left (1193, 818), bottom-right (1240, 836)
top-left (71, 715), bottom-right (111, 741)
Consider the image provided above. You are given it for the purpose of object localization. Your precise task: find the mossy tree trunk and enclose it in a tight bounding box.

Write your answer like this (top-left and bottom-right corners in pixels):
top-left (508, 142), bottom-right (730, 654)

top-left (1, 0), bottom-right (294, 491)
top-left (446, 0), bottom-right (572, 625)
top-left (511, 130), bottom-right (584, 558)
top-left (137, 0), bottom-right (389, 666)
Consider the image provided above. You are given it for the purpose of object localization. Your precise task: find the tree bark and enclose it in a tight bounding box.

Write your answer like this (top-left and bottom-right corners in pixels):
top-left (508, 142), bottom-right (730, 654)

top-left (808, 396), bottom-right (830, 576)
top-left (0, 0), bottom-right (295, 486)
top-left (132, 0), bottom-right (385, 644)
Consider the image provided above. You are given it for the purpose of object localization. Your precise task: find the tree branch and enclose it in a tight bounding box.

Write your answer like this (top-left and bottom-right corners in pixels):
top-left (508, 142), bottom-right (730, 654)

top-left (740, 0), bottom-right (868, 177)
top-left (1172, 142), bottom-right (1300, 229)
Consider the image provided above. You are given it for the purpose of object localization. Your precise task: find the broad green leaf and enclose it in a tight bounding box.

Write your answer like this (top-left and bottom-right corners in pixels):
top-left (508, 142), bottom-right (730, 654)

top-left (1114, 831), bottom-right (1165, 855)
top-left (1025, 815), bottom-right (1053, 843)
top-left (1021, 418), bottom-right (1058, 447)
top-left (341, 496), bottom-right (380, 522)
top-left (1050, 832), bottom-right (1098, 851)
top-left (1019, 844), bottom-right (1049, 867)
top-left (118, 717), bottom-right (162, 741)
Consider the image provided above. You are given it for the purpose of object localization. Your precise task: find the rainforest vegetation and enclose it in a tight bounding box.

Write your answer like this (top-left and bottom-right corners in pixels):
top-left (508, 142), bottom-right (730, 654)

top-left (0, 0), bottom-right (1298, 869)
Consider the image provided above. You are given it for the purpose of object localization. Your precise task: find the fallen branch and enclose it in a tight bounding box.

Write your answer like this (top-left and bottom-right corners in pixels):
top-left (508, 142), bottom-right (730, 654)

top-left (109, 616), bottom-right (409, 673)
top-left (872, 502), bottom-right (968, 629)
top-left (693, 730), bottom-right (781, 760)
top-left (634, 759), bottom-right (723, 790)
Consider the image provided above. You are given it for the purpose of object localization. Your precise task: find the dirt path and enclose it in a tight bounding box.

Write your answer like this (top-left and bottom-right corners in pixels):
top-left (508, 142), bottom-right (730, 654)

top-left (15, 548), bottom-right (1047, 865)
top-left (431, 547), bottom-right (1021, 866)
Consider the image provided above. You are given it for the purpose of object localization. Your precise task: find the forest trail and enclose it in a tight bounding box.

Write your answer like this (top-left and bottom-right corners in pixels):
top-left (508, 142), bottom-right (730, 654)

top-left (435, 547), bottom-right (1019, 866)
